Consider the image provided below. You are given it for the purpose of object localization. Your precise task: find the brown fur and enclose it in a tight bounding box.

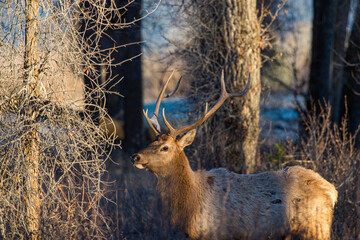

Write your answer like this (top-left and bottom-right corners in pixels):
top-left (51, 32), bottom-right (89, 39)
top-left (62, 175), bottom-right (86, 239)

top-left (132, 132), bottom-right (338, 240)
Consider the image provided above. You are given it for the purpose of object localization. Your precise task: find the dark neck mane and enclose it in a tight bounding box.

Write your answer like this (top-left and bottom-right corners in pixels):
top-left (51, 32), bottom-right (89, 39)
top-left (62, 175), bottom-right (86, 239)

top-left (156, 151), bottom-right (205, 232)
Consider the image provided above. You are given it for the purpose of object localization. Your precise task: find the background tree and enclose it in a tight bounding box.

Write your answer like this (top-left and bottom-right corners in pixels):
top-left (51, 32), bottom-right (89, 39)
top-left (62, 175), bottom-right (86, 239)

top-left (331, 0), bottom-right (353, 123)
top-left (108, 0), bottom-right (144, 153)
top-left (342, 2), bottom-right (360, 144)
top-left (309, 0), bottom-right (360, 143)
top-left (179, 0), bottom-right (261, 173)
top-left (81, 0), bottom-right (157, 153)
top-left (307, 0), bottom-right (337, 110)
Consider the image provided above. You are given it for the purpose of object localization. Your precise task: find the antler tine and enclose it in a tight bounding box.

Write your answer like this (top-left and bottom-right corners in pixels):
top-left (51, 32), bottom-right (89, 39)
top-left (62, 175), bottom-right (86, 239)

top-left (202, 71), bottom-right (251, 118)
top-left (143, 109), bottom-right (160, 135)
top-left (143, 70), bottom-right (181, 135)
top-left (229, 73), bottom-right (251, 97)
top-left (153, 70), bottom-right (176, 117)
top-left (163, 103), bottom-right (209, 137)
top-left (163, 70), bottom-right (251, 138)
top-left (166, 76), bottom-right (182, 98)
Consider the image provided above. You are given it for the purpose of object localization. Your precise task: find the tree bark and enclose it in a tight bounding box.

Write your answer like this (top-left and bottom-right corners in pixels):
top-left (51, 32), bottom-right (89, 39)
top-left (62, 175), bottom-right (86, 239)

top-left (23, 0), bottom-right (40, 238)
top-left (307, 0), bottom-right (337, 109)
top-left (222, 0), bottom-right (261, 174)
top-left (186, 0), bottom-right (261, 174)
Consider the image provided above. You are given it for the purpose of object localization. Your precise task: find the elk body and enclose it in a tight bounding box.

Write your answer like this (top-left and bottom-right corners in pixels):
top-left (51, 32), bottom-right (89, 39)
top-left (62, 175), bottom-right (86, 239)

top-left (131, 72), bottom-right (338, 240)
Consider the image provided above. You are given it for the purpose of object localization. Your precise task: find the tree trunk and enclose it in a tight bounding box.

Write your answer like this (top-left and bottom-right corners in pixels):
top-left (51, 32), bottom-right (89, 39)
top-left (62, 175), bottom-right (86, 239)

top-left (185, 0), bottom-right (261, 174)
top-left (307, 0), bottom-right (337, 109)
top-left (81, 0), bottom-right (144, 153)
top-left (331, 0), bottom-right (352, 124)
top-left (222, 0), bottom-right (261, 174)
top-left (111, 0), bottom-right (143, 153)
top-left (23, 0), bottom-right (40, 238)
top-left (343, 2), bottom-right (360, 145)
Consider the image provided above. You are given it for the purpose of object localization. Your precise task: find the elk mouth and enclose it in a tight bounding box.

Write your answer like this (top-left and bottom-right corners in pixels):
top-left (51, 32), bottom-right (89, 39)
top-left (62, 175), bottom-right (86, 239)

top-left (131, 154), bottom-right (148, 169)
top-left (134, 162), bottom-right (148, 169)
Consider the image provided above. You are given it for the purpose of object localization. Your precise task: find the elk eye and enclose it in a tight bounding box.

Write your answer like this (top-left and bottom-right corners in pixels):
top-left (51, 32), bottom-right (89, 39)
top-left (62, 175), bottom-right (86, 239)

top-left (161, 146), bottom-right (169, 152)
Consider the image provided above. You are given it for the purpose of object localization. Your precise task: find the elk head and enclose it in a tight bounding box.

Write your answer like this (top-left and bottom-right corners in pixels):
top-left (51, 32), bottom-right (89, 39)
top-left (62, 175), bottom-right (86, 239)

top-left (131, 70), bottom-right (250, 176)
top-left (131, 129), bottom-right (197, 176)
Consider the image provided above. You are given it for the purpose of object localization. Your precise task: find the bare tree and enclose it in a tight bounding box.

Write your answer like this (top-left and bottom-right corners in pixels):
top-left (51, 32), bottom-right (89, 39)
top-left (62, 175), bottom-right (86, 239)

top-left (177, 0), bottom-right (261, 173)
top-left (0, 0), bottom-right (152, 238)
top-left (23, 1), bottom-right (41, 238)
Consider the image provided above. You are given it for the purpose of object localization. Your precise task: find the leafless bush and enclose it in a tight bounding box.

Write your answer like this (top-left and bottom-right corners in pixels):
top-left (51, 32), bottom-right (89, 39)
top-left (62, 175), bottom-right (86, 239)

top-left (0, 97), bottom-right (114, 239)
top-left (0, 0), bottom-right (162, 238)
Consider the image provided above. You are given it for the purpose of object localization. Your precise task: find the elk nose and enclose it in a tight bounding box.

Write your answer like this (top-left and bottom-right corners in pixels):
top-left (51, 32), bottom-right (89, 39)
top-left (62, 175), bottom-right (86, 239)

top-left (131, 154), bottom-right (141, 164)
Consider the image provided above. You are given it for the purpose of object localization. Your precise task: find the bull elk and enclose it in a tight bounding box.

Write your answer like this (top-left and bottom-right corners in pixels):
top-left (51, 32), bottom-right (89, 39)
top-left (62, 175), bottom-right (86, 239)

top-left (131, 71), bottom-right (338, 240)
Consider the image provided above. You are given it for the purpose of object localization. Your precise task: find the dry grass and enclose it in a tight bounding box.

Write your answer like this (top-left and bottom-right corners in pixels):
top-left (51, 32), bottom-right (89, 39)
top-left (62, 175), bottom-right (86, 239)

top-left (103, 150), bottom-right (187, 240)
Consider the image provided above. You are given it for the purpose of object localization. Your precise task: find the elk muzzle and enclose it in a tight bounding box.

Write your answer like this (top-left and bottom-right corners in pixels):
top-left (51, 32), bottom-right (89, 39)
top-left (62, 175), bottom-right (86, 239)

top-left (131, 154), bottom-right (148, 169)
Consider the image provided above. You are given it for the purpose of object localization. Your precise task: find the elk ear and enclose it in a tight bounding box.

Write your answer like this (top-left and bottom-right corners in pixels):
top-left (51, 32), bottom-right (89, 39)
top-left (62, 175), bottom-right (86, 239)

top-left (177, 129), bottom-right (196, 149)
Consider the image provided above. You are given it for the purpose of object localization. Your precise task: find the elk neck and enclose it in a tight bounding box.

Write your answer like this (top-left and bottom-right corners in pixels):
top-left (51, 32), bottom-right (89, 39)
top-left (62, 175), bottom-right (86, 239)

top-left (156, 150), bottom-right (207, 232)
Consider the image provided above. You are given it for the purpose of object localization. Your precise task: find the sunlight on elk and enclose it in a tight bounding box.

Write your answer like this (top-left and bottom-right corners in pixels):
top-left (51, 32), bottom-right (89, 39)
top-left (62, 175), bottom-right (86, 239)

top-left (131, 71), bottom-right (337, 240)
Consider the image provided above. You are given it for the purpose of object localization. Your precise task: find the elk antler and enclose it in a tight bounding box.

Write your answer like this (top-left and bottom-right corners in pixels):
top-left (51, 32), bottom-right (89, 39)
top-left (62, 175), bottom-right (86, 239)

top-left (163, 70), bottom-right (250, 138)
top-left (143, 70), bottom-right (182, 135)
